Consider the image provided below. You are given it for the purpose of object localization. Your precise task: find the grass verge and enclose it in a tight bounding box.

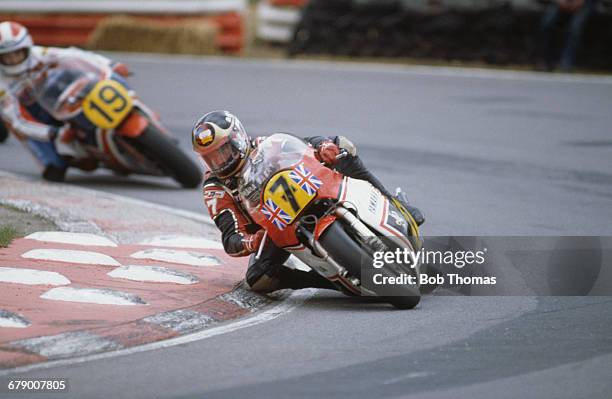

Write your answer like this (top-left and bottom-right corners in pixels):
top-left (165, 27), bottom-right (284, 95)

top-left (0, 225), bottom-right (18, 248)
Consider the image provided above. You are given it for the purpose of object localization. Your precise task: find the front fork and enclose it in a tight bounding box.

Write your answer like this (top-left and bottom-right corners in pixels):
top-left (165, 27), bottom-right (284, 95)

top-left (295, 205), bottom-right (378, 295)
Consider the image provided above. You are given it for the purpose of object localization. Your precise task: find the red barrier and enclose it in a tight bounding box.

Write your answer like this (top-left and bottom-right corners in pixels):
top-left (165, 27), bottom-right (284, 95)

top-left (0, 12), bottom-right (244, 53)
top-left (268, 0), bottom-right (308, 6)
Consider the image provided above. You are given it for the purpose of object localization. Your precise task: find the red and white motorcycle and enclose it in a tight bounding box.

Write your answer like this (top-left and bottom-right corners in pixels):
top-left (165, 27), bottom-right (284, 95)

top-left (238, 133), bottom-right (422, 309)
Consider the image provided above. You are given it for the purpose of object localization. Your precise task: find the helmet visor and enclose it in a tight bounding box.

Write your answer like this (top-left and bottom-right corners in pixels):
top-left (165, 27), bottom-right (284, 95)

top-left (202, 143), bottom-right (242, 176)
top-left (0, 48), bottom-right (28, 66)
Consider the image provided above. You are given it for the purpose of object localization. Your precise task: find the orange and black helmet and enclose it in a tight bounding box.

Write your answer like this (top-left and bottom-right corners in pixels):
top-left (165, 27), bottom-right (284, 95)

top-left (191, 110), bottom-right (251, 178)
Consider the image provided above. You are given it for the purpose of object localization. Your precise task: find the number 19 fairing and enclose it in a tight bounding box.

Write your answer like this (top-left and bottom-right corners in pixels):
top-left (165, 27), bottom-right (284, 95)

top-left (29, 57), bottom-right (201, 188)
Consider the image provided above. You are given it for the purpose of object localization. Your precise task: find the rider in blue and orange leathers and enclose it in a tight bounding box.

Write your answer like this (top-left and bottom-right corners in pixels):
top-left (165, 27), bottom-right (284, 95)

top-left (192, 110), bottom-right (424, 293)
top-left (0, 21), bottom-right (130, 181)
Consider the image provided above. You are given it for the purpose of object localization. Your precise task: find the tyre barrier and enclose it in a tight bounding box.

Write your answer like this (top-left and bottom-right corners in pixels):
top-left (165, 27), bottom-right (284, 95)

top-left (288, 0), bottom-right (612, 70)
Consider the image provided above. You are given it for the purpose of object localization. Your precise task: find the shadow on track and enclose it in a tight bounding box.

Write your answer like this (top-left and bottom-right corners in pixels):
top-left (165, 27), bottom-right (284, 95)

top-left (302, 291), bottom-right (412, 312)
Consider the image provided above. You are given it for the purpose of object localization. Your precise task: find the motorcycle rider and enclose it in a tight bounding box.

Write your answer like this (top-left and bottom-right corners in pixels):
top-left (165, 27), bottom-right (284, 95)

top-left (0, 21), bottom-right (130, 181)
top-left (192, 110), bottom-right (425, 293)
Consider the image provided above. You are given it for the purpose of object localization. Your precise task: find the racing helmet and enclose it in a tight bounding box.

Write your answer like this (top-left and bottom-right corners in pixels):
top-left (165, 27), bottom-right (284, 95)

top-left (0, 22), bottom-right (33, 76)
top-left (192, 110), bottom-right (251, 178)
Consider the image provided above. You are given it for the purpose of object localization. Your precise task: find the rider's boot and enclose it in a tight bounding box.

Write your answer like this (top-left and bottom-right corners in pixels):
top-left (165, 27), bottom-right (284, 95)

top-left (335, 155), bottom-right (424, 226)
top-left (394, 188), bottom-right (425, 226)
top-left (42, 165), bottom-right (67, 182)
top-left (26, 139), bottom-right (68, 182)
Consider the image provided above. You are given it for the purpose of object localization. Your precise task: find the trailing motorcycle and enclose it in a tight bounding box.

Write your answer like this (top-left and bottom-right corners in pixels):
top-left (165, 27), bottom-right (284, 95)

top-left (26, 57), bottom-right (201, 187)
top-left (238, 133), bottom-right (422, 309)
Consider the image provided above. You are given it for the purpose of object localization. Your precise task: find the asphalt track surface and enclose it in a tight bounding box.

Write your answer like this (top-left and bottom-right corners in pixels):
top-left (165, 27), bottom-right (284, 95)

top-left (1, 55), bottom-right (611, 398)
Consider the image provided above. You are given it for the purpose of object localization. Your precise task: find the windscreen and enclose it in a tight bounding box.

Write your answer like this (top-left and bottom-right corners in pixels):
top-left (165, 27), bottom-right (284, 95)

top-left (238, 133), bottom-right (308, 209)
top-left (31, 58), bottom-right (103, 121)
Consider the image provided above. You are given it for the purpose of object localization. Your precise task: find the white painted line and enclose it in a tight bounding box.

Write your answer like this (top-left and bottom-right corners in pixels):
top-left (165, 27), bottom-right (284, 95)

top-left (130, 248), bottom-right (221, 267)
top-left (0, 289), bottom-right (316, 376)
top-left (139, 235), bottom-right (223, 250)
top-left (0, 310), bottom-right (31, 328)
top-left (10, 331), bottom-right (122, 359)
top-left (383, 371), bottom-right (436, 385)
top-left (40, 287), bottom-right (146, 306)
top-left (22, 249), bottom-right (121, 266)
top-left (25, 231), bottom-right (117, 247)
top-left (108, 265), bottom-right (199, 285)
top-left (0, 267), bottom-right (70, 286)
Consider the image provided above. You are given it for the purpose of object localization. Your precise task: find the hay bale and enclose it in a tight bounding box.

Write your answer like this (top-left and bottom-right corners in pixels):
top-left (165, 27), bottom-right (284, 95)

top-left (88, 16), bottom-right (219, 55)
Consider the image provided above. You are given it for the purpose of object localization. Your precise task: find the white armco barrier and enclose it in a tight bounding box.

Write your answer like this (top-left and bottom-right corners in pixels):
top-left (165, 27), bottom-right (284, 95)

top-left (0, 0), bottom-right (247, 14)
top-left (257, 1), bottom-right (303, 43)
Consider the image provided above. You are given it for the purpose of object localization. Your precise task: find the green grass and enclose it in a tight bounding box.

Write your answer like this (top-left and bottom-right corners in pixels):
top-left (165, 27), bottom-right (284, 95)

top-left (0, 225), bottom-right (18, 248)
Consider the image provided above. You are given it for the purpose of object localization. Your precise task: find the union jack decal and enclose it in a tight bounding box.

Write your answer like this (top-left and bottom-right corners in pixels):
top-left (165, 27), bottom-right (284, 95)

top-left (261, 198), bottom-right (292, 230)
top-left (288, 163), bottom-right (322, 195)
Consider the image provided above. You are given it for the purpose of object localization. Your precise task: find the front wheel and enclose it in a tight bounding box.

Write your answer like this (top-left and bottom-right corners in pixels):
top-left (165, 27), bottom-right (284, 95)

top-left (135, 125), bottom-right (202, 188)
top-left (319, 221), bottom-right (420, 309)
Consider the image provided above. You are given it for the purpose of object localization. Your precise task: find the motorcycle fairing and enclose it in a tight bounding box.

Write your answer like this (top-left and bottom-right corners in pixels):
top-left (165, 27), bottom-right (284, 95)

top-left (253, 151), bottom-right (343, 248)
top-left (338, 177), bottom-right (412, 248)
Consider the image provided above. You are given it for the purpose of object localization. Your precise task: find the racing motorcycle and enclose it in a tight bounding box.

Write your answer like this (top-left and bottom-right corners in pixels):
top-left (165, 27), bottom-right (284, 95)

top-left (25, 57), bottom-right (201, 187)
top-left (238, 133), bottom-right (422, 309)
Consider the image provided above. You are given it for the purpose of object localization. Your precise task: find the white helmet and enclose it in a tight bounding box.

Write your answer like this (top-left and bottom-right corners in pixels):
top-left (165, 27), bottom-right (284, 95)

top-left (0, 21), bottom-right (33, 76)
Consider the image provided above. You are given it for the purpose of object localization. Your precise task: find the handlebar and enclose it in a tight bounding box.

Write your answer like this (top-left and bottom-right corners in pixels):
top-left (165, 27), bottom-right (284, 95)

top-left (336, 149), bottom-right (349, 160)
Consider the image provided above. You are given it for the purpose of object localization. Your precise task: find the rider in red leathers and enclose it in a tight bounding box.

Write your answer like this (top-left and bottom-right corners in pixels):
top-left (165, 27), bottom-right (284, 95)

top-left (192, 110), bottom-right (424, 293)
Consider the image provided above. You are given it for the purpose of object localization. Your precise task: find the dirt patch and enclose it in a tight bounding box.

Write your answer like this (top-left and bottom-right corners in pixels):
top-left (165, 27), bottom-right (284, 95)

top-left (0, 205), bottom-right (58, 238)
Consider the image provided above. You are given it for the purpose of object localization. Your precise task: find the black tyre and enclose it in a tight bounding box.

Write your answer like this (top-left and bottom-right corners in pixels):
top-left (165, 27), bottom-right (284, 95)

top-left (319, 221), bottom-right (420, 309)
top-left (0, 120), bottom-right (9, 143)
top-left (136, 126), bottom-right (202, 188)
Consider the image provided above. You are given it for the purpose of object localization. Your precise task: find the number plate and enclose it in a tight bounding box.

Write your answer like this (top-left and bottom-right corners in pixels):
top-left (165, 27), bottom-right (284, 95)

top-left (261, 163), bottom-right (322, 228)
top-left (82, 79), bottom-right (133, 129)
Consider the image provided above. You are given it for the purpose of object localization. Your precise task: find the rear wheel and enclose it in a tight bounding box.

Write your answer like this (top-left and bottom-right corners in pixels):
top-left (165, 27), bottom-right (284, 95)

top-left (319, 221), bottom-right (420, 309)
top-left (135, 125), bottom-right (202, 188)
